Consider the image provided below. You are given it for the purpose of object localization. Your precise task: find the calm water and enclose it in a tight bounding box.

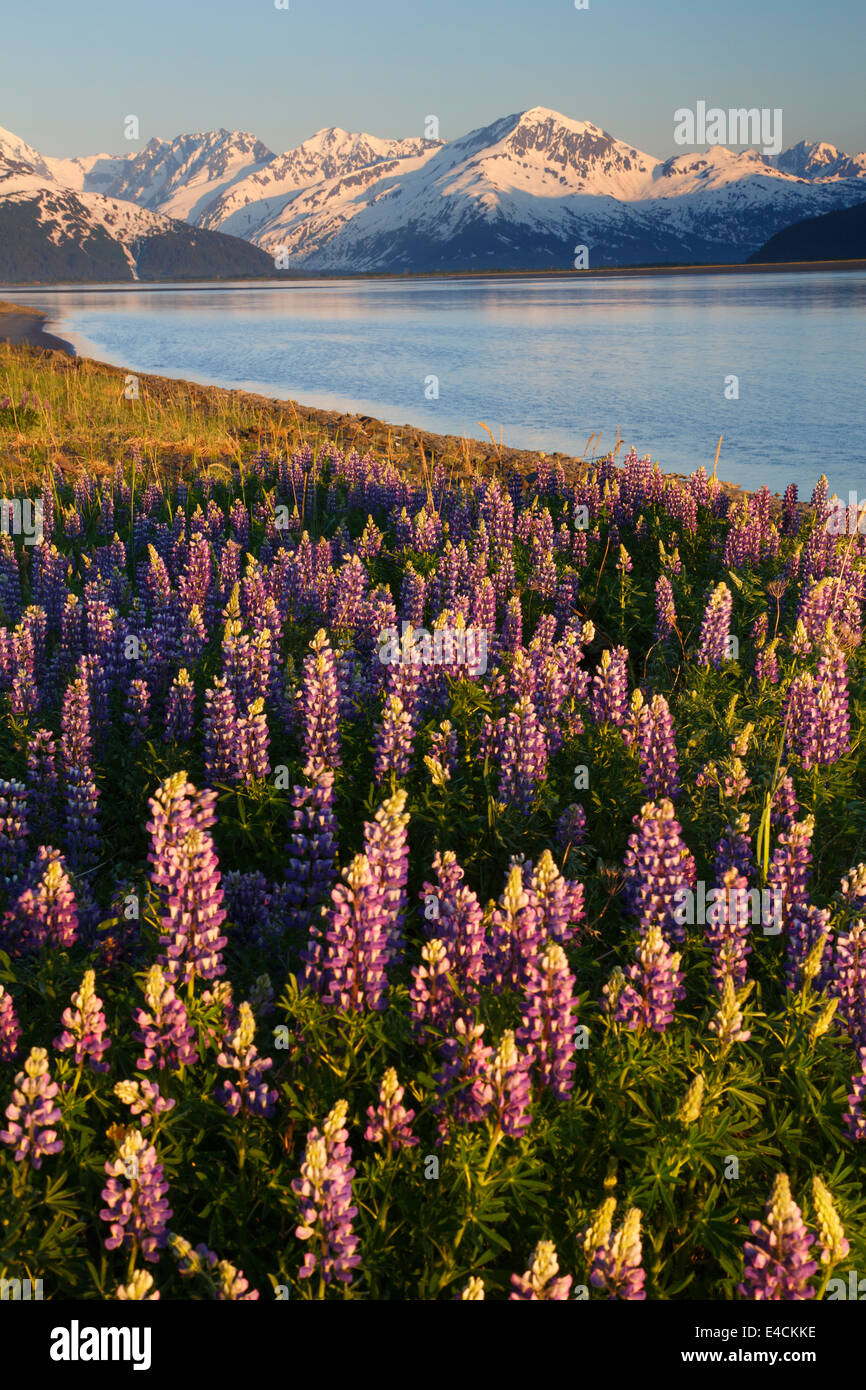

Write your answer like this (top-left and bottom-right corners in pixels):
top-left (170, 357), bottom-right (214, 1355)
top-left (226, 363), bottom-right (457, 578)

top-left (17, 272), bottom-right (866, 497)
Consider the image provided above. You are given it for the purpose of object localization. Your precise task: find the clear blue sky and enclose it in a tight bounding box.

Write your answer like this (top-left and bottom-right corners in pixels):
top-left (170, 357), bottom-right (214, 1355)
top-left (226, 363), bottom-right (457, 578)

top-left (5, 0), bottom-right (865, 158)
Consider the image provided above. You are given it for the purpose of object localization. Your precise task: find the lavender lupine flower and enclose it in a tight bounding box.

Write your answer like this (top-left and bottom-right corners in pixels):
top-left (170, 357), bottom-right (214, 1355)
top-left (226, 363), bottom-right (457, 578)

top-left (169, 1234), bottom-right (259, 1299)
top-left (317, 854), bottom-right (390, 1013)
top-left (114, 1079), bottom-right (176, 1130)
top-left (164, 668), bottom-right (195, 743)
top-left (0, 984), bottom-right (22, 1062)
top-left (124, 677), bottom-right (151, 746)
top-left (486, 1030), bottom-right (532, 1139)
top-left (589, 647), bottom-right (630, 728)
top-left (132, 964), bottom-right (199, 1071)
top-left (765, 815), bottom-right (814, 936)
top-left (237, 697), bottom-right (270, 781)
top-left (364, 1067), bottom-right (418, 1151)
top-left (622, 799), bottom-right (696, 944)
top-left (433, 1017), bottom-right (494, 1142)
top-left (0, 779), bottom-right (29, 881)
top-left (373, 692), bottom-right (415, 782)
top-left (612, 922), bottom-right (685, 1034)
top-left (362, 789), bottom-right (410, 968)
top-left (100, 1128), bottom-right (173, 1265)
top-left (299, 629), bottom-right (342, 768)
top-left (498, 695), bottom-right (548, 813)
top-left (738, 1174), bottom-right (818, 1300)
top-left (587, 1205), bottom-right (647, 1300)
top-left (214, 1001), bottom-right (278, 1118)
top-left (636, 694), bottom-right (681, 799)
top-left (843, 1049), bottom-right (866, 1141)
top-left (53, 969), bottom-right (111, 1073)
top-left (2, 847), bottom-right (79, 954)
top-left (830, 920), bottom-right (866, 1051)
top-left (203, 677), bottom-right (241, 782)
top-left (410, 938), bottom-right (457, 1042)
top-left (509, 1240), bottom-right (573, 1300)
top-left (654, 575), bottom-right (676, 643)
top-left (293, 1100), bottom-right (360, 1287)
top-left (527, 849), bottom-right (585, 945)
top-left (147, 773), bottom-right (227, 990)
top-left (755, 638), bottom-right (780, 684)
top-left (706, 867), bottom-right (754, 991)
top-left (485, 863), bottom-right (543, 993)
top-left (517, 941), bottom-right (578, 1099)
top-left (696, 582), bottom-right (733, 669)
top-left (418, 852), bottom-right (486, 1004)
top-left (556, 803), bottom-right (586, 854)
top-left (0, 1047), bottom-right (63, 1169)
top-left (287, 759), bottom-right (339, 953)
top-left (786, 906), bottom-right (833, 993)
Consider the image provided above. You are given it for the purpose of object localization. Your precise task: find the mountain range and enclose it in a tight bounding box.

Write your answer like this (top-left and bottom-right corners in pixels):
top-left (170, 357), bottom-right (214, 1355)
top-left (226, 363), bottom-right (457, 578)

top-left (2, 109), bottom-right (865, 281)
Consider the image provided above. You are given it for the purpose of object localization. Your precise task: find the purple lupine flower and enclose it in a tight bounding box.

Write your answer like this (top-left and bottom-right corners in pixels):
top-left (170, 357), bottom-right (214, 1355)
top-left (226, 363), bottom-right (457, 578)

top-left (755, 638), bottom-right (780, 684)
top-left (610, 922), bottom-right (686, 1034)
top-left (132, 964), bottom-right (199, 1071)
top-left (25, 729), bottom-right (59, 840)
top-left (0, 779), bottom-right (29, 881)
top-left (433, 1017), bottom-right (494, 1143)
top-left (714, 816), bottom-right (753, 879)
top-left (362, 789), bottom-right (410, 968)
top-left (517, 941), bottom-right (578, 1099)
top-left (526, 849), bottom-right (585, 945)
top-left (114, 1079), bottom-right (176, 1130)
top-left (373, 691), bottom-right (415, 782)
top-left (0, 1047), bottom-right (63, 1168)
top-left (830, 920), bottom-right (866, 1051)
top-left (293, 1099), bottom-right (360, 1287)
top-left (147, 772), bottom-right (227, 989)
top-left (299, 628), bottom-right (342, 768)
top-left (419, 852), bottom-right (486, 1004)
top-left (786, 905), bottom-right (833, 993)
top-left (316, 854), bottom-right (390, 1012)
top-left (0, 984), bottom-right (22, 1062)
top-left (124, 677), bottom-right (151, 746)
top-left (498, 695), bottom-right (548, 813)
top-left (100, 1129), bottom-right (173, 1265)
top-left (738, 1174), bottom-right (818, 1299)
top-left (53, 969), bottom-right (111, 1073)
top-left (287, 758), bottom-right (339, 949)
top-left (771, 775), bottom-right (800, 834)
top-left (164, 668), bottom-right (195, 743)
top-left (654, 575), bottom-right (676, 643)
top-left (636, 693), bottom-right (681, 799)
top-left (203, 677), bottom-right (241, 783)
top-left (706, 867), bottom-right (753, 991)
top-left (509, 1241), bottom-right (573, 1300)
top-left (410, 938), bottom-right (456, 1042)
top-left (364, 1068), bottom-right (418, 1152)
top-left (1, 846), bottom-right (79, 954)
top-left (169, 1234), bottom-right (259, 1299)
top-left (765, 815), bottom-right (814, 936)
top-left (696, 582), bottom-right (733, 669)
top-left (485, 863), bottom-right (543, 993)
top-left (214, 1002), bottom-right (278, 1118)
top-left (486, 1029), bottom-right (532, 1138)
top-left (843, 1048), bottom-right (866, 1141)
top-left (237, 697), bottom-right (270, 781)
top-left (556, 803), bottom-right (586, 854)
top-left (589, 646), bottom-right (630, 728)
top-left (587, 1205), bottom-right (647, 1300)
top-left (622, 799), bottom-right (696, 944)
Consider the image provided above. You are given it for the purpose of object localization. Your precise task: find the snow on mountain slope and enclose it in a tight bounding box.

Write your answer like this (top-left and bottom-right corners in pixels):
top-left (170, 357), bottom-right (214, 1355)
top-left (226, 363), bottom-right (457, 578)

top-left (44, 152), bottom-right (133, 193)
top-left (0, 125), bottom-right (58, 183)
top-left (199, 126), bottom-right (442, 238)
top-left (100, 129), bottom-right (276, 222)
top-left (775, 139), bottom-right (866, 181)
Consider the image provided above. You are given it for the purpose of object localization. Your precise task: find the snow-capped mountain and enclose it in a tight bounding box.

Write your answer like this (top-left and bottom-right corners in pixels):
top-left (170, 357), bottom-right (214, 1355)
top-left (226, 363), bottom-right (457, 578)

top-left (3, 109), bottom-right (866, 280)
top-left (774, 140), bottom-right (866, 182)
top-left (0, 142), bottom-right (274, 283)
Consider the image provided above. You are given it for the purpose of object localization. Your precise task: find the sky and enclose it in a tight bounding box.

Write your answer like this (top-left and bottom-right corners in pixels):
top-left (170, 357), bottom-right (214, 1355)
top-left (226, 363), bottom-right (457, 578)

top-left (4, 0), bottom-right (865, 159)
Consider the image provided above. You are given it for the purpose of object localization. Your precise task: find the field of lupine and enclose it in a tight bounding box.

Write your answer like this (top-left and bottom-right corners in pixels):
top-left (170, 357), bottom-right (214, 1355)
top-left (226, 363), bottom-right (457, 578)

top-left (0, 382), bottom-right (865, 1300)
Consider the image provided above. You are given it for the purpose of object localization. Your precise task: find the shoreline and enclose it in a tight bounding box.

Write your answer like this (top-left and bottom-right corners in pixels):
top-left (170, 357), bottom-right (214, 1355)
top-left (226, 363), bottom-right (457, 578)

top-left (0, 298), bottom-right (790, 507)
